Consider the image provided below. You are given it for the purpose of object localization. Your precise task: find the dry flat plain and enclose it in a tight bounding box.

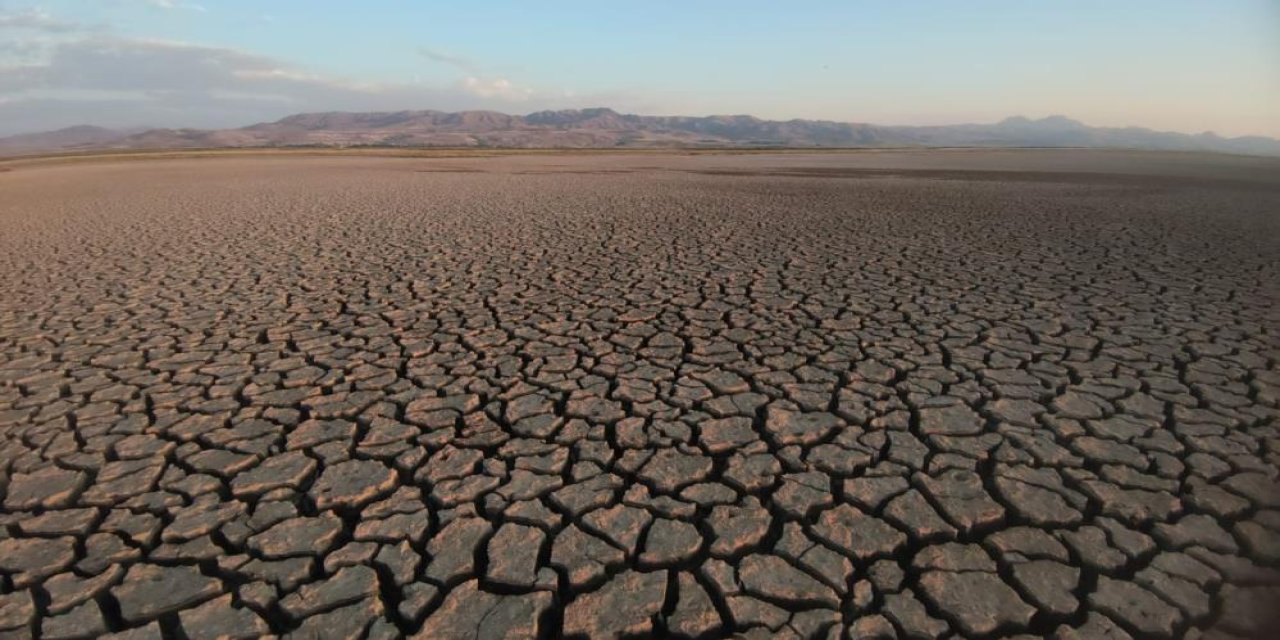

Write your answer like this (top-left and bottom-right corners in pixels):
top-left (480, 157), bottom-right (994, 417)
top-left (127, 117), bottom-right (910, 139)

top-left (1, 150), bottom-right (1279, 639)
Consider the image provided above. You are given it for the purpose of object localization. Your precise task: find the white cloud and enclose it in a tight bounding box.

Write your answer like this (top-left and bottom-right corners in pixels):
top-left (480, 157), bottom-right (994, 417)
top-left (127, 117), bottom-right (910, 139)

top-left (461, 76), bottom-right (533, 101)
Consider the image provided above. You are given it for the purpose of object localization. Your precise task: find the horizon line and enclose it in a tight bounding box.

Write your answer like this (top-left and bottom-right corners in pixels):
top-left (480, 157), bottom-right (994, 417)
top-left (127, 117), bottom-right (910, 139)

top-left (8, 109), bottom-right (1278, 142)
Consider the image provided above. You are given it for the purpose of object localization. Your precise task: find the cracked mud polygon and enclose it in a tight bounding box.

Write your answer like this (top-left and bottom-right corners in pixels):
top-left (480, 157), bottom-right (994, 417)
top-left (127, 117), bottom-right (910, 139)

top-left (1, 150), bottom-right (1278, 639)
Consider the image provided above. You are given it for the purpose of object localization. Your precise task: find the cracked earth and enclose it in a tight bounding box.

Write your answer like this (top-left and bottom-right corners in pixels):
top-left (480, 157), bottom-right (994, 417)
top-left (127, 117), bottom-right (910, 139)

top-left (1, 151), bottom-right (1279, 639)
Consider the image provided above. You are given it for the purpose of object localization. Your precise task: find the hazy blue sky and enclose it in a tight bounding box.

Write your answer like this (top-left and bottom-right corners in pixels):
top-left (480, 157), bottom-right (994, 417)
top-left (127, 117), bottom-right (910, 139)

top-left (1, 0), bottom-right (1277, 136)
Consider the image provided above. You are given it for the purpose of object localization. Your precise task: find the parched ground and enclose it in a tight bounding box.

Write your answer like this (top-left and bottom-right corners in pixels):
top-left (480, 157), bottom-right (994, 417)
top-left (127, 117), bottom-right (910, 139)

top-left (1, 150), bottom-right (1279, 639)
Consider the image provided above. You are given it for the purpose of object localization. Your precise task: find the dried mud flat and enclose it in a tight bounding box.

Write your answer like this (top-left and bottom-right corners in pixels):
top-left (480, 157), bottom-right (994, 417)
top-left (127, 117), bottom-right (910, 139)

top-left (1, 150), bottom-right (1279, 639)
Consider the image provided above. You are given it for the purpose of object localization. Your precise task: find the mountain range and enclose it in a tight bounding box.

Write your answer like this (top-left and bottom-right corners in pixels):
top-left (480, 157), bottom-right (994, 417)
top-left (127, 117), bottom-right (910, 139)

top-left (3, 109), bottom-right (1279, 157)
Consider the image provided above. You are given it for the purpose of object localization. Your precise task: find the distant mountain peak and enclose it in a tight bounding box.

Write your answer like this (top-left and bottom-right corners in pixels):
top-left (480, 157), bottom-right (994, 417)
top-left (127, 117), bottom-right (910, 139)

top-left (998, 115), bottom-right (1085, 129)
top-left (52, 124), bottom-right (116, 134)
top-left (1040, 114), bottom-right (1083, 126)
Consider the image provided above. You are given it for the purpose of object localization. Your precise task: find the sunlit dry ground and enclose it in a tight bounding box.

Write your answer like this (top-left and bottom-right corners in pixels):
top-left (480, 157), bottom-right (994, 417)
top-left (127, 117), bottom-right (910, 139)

top-left (1, 150), bottom-right (1279, 639)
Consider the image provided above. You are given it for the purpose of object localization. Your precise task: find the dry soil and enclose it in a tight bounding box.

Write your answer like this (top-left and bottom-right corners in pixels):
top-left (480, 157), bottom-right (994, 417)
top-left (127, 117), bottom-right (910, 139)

top-left (1, 150), bottom-right (1278, 639)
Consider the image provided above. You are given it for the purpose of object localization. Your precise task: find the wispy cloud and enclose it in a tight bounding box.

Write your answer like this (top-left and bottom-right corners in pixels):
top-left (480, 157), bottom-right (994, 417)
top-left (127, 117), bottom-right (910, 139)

top-left (418, 47), bottom-right (477, 73)
top-left (143, 0), bottom-right (208, 13)
top-left (0, 36), bottom-right (629, 134)
top-left (0, 8), bottom-right (82, 32)
top-left (421, 46), bottom-right (534, 101)
top-left (1, 37), bottom-right (380, 97)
